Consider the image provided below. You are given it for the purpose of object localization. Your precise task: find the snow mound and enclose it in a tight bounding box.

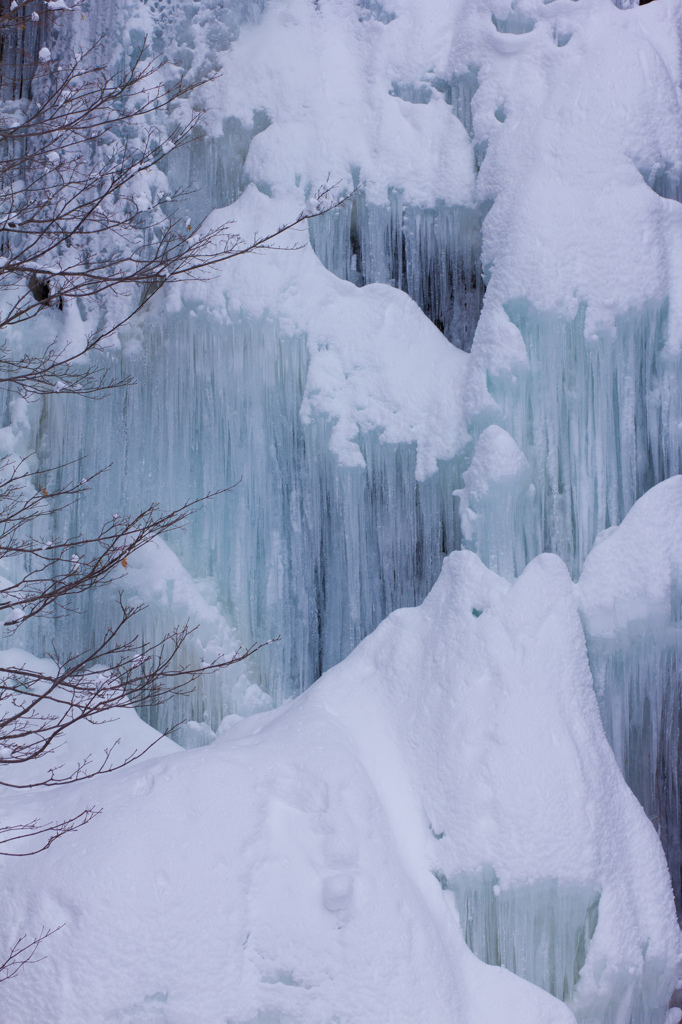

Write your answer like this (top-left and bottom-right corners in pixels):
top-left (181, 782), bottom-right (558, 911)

top-left (210, 0), bottom-right (475, 207)
top-left (578, 476), bottom-right (682, 638)
top-left (0, 552), bottom-right (676, 1024)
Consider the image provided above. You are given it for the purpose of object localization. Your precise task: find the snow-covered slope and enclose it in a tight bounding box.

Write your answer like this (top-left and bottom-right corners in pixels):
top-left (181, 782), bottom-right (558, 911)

top-left (0, 551), bottom-right (677, 1024)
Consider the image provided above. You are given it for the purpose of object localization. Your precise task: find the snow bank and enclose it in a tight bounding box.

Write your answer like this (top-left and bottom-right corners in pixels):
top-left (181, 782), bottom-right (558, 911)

top-left (0, 551), bottom-right (677, 1024)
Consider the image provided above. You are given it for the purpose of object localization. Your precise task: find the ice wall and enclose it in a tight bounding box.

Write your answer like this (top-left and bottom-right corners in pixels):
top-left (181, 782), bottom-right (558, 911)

top-left (444, 0), bottom-right (682, 928)
top-left (308, 195), bottom-right (485, 350)
top-left (449, 870), bottom-right (600, 1005)
top-left (16, 0), bottom-right (489, 725)
top-left (578, 478), bottom-right (682, 917)
top-left (1, 0), bottom-right (682, 1021)
top-left (26, 184), bottom-right (481, 728)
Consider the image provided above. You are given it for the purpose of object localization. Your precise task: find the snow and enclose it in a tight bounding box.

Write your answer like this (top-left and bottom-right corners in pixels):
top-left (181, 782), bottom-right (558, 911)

top-left (186, 184), bottom-right (478, 480)
top-left (455, 425), bottom-right (531, 542)
top-left (190, 0), bottom-right (682, 343)
top-left (208, 0), bottom-right (475, 207)
top-left (1, 0), bottom-right (681, 1020)
top-left (455, 0), bottom-right (682, 338)
top-left (0, 552), bottom-right (677, 1023)
top-left (578, 476), bottom-right (682, 639)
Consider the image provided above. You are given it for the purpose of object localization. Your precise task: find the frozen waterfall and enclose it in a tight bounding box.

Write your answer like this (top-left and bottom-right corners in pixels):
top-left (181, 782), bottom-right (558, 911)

top-left (1, 0), bottom-right (682, 1022)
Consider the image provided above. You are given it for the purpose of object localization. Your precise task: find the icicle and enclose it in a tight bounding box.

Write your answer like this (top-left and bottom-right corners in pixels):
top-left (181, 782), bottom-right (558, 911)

top-left (447, 868), bottom-right (600, 1007)
top-left (309, 193), bottom-right (485, 351)
top-left (29, 306), bottom-right (465, 730)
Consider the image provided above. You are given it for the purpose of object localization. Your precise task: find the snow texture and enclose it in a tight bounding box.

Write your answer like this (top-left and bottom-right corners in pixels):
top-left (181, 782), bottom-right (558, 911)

top-left (0, 0), bottom-right (681, 1021)
top-left (579, 477), bottom-right (682, 640)
top-left (0, 552), bottom-right (677, 1024)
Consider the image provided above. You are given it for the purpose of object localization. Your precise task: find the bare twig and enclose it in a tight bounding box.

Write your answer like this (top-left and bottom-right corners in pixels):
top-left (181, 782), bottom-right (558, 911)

top-left (0, 14), bottom-right (355, 982)
top-left (0, 925), bottom-right (64, 982)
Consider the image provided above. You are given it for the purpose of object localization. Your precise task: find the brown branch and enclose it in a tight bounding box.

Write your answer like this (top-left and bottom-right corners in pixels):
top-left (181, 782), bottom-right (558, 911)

top-left (0, 17), bottom-right (346, 915)
top-left (0, 925), bottom-right (64, 981)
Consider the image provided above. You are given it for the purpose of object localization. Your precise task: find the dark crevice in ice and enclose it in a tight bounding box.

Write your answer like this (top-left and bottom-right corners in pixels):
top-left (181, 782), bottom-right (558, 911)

top-left (309, 194), bottom-right (486, 352)
top-left (491, 10), bottom-right (536, 34)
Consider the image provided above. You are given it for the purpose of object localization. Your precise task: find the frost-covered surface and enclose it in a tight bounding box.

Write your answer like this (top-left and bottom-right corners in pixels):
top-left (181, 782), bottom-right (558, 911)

top-left (579, 477), bottom-right (682, 640)
top-left (0, 552), bottom-right (678, 1024)
top-left (1, 0), bottom-right (682, 1020)
top-left (190, 185), bottom-right (477, 480)
top-left (577, 478), bottom-right (682, 921)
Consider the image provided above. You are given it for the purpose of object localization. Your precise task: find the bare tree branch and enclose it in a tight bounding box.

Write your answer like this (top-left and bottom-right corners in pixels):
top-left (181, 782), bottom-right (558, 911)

top-left (0, 10), bottom-right (356, 981)
top-left (0, 35), bottom-right (357, 398)
top-left (0, 925), bottom-right (64, 981)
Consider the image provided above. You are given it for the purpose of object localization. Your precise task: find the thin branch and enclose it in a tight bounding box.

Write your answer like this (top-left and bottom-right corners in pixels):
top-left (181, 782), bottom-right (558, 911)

top-left (0, 925), bottom-right (64, 982)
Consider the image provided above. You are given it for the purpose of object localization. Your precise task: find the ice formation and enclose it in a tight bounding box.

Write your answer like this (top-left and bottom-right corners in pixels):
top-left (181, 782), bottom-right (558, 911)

top-left (0, 551), bottom-right (678, 1024)
top-left (578, 478), bottom-right (682, 918)
top-left (0, 0), bottom-right (682, 1021)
